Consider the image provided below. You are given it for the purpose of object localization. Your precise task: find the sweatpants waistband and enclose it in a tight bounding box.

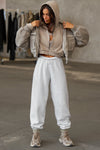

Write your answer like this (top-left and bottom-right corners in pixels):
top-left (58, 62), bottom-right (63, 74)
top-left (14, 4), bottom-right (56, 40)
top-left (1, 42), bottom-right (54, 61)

top-left (38, 56), bottom-right (62, 60)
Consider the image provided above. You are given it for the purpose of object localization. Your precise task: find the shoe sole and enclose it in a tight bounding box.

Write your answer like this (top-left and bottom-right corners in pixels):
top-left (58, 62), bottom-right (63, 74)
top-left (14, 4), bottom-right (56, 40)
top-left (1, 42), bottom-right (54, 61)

top-left (30, 144), bottom-right (41, 148)
top-left (59, 138), bottom-right (74, 147)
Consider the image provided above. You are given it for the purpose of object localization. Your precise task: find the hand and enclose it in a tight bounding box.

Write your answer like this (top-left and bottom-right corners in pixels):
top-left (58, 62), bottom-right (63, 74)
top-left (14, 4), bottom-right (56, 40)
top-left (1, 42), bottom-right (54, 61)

top-left (63, 21), bottom-right (74, 29)
top-left (31, 20), bottom-right (40, 27)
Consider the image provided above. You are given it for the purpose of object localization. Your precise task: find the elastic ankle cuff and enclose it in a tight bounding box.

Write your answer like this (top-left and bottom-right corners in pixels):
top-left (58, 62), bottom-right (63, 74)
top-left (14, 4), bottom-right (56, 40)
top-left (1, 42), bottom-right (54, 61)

top-left (61, 129), bottom-right (68, 132)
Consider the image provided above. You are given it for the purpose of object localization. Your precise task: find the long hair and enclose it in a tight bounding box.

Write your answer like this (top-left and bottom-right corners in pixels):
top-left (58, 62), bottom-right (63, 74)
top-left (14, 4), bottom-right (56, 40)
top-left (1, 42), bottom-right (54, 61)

top-left (40, 4), bottom-right (55, 33)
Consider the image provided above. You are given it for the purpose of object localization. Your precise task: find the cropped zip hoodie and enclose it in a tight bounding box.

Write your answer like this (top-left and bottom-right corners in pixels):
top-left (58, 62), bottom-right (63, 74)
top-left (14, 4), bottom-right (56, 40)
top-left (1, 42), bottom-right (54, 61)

top-left (16, 1), bottom-right (89, 63)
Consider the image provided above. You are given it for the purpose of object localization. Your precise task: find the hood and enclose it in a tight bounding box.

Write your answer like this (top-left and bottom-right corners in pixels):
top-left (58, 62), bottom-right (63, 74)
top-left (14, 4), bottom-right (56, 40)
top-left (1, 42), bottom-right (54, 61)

top-left (40, 0), bottom-right (60, 26)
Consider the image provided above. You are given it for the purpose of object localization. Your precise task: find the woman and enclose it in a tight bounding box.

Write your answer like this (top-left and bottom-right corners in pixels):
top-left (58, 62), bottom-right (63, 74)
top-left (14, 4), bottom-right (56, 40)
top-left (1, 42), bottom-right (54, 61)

top-left (16, 1), bottom-right (89, 147)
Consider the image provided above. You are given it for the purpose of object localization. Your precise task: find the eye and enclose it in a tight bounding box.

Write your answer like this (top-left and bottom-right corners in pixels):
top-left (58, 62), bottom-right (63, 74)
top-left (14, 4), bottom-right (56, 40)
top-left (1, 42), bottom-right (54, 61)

top-left (43, 13), bottom-right (49, 16)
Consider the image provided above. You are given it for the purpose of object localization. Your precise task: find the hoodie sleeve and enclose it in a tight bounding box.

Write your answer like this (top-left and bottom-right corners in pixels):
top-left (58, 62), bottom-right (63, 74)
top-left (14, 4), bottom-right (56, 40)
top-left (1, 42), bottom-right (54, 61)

top-left (71, 25), bottom-right (89, 47)
top-left (15, 23), bottom-right (34, 49)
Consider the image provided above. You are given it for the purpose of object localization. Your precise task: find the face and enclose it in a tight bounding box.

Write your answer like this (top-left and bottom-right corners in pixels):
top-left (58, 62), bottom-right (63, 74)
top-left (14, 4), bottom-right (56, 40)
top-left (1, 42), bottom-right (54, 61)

top-left (42, 8), bottom-right (51, 24)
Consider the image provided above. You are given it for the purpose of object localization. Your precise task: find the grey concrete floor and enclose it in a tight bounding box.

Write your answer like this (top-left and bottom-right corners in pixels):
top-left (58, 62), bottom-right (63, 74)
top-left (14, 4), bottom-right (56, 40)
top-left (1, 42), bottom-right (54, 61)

top-left (0, 58), bottom-right (100, 150)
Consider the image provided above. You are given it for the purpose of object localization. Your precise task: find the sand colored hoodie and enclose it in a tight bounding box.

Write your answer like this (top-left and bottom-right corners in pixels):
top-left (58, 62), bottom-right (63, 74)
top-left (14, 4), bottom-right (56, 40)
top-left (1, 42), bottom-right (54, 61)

top-left (16, 1), bottom-right (89, 63)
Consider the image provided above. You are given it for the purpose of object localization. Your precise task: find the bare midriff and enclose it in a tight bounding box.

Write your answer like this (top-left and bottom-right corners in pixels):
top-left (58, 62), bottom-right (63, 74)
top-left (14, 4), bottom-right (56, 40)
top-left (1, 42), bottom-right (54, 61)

top-left (40, 54), bottom-right (54, 57)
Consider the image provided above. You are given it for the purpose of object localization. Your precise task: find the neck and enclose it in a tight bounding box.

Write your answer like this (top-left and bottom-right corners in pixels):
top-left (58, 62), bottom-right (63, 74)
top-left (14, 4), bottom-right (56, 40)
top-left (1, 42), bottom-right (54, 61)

top-left (47, 23), bottom-right (55, 33)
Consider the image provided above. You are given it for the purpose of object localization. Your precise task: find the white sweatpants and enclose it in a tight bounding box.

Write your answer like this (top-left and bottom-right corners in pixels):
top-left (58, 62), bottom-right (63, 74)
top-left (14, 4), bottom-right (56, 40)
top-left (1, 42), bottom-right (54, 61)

top-left (30, 56), bottom-right (71, 130)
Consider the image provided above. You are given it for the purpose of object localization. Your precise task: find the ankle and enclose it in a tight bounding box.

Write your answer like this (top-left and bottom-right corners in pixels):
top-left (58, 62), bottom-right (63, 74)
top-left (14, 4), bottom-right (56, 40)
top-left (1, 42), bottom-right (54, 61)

top-left (60, 129), bottom-right (69, 136)
top-left (33, 129), bottom-right (40, 137)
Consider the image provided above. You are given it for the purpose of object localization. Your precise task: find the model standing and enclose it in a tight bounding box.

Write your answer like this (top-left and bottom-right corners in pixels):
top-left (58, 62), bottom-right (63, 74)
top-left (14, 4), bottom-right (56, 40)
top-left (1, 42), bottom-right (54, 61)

top-left (16, 0), bottom-right (89, 147)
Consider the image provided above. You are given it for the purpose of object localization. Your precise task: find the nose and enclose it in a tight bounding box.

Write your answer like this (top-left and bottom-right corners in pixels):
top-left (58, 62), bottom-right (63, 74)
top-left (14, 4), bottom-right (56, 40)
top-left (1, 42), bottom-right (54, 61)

top-left (44, 15), bottom-right (47, 20)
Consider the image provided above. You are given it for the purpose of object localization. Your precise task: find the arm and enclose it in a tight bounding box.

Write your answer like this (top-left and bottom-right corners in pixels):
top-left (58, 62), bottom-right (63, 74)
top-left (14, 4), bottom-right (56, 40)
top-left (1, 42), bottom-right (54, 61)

top-left (16, 23), bottom-right (34, 49)
top-left (71, 25), bottom-right (89, 47)
top-left (16, 20), bottom-right (40, 49)
top-left (63, 22), bottom-right (89, 47)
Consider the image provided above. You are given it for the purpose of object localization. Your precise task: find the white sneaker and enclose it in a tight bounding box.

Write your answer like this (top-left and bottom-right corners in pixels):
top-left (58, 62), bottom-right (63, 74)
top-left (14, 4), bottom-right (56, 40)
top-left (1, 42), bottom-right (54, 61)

top-left (59, 129), bottom-right (74, 147)
top-left (30, 129), bottom-right (41, 147)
